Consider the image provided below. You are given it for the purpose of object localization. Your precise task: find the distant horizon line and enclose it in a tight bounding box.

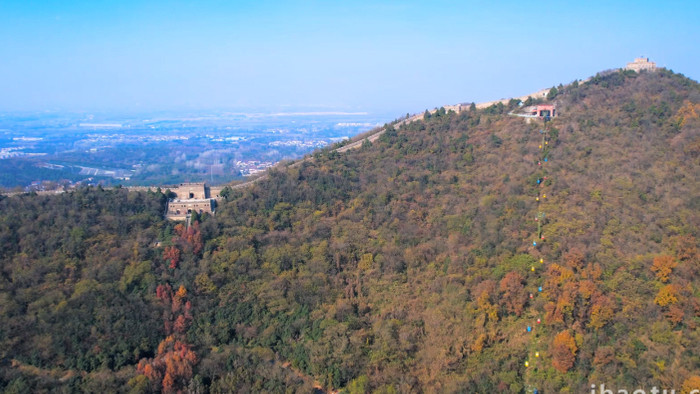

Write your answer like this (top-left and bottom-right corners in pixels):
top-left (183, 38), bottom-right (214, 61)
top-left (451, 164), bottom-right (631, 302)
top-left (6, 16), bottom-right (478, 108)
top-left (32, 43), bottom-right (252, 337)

top-left (0, 109), bottom-right (381, 117)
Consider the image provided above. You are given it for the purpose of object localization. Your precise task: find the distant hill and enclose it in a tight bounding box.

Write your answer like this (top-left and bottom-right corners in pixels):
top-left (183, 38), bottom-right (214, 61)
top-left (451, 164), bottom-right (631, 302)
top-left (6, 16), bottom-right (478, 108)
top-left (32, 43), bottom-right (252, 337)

top-left (0, 68), bottom-right (698, 393)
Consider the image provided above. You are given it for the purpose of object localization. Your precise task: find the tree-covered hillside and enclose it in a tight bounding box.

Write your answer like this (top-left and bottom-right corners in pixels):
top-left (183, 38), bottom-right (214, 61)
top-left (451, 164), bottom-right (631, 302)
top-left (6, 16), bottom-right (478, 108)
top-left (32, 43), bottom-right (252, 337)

top-left (1, 69), bottom-right (699, 393)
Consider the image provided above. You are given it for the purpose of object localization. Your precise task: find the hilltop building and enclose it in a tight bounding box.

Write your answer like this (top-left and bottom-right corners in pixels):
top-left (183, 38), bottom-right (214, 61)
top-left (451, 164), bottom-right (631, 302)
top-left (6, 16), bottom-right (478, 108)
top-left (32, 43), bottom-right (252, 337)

top-left (625, 57), bottom-right (657, 72)
top-left (172, 182), bottom-right (207, 200)
top-left (531, 105), bottom-right (556, 118)
top-left (165, 182), bottom-right (224, 220)
top-left (167, 198), bottom-right (214, 219)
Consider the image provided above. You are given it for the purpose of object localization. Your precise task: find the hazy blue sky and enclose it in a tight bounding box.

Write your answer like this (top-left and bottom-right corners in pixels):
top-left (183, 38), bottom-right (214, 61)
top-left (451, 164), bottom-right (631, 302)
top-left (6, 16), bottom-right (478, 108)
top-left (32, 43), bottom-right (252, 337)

top-left (1, 0), bottom-right (698, 115)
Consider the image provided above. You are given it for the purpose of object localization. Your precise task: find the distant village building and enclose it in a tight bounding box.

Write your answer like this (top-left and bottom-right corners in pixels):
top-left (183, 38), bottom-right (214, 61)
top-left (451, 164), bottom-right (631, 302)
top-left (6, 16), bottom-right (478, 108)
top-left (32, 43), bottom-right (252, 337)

top-left (165, 182), bottom-right (223, 220)
top-left (625, 57), bottom-right (657, 72)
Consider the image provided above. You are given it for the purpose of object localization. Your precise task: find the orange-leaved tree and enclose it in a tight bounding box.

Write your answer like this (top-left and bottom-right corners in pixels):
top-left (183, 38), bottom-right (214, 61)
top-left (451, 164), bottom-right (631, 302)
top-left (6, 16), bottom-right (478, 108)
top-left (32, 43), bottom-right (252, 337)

top-left (499, 271), bottom-right (527, 316)
top-left (137, 335), bottom-right (197, 394)
top-left (139, 283), bottom-right (195, 392)
top-left (681, 375), bottom-right (700, 394)
top-left (174, 221), bottom-right (203, 255)
top-left (651, 255), bottom-right (677, 283)
top-left (588, 294), bottom-right (614, 330)
top-left (551, 330), bottom-right (578, 373)
top-left (163, 246), bottom-right (180, 269)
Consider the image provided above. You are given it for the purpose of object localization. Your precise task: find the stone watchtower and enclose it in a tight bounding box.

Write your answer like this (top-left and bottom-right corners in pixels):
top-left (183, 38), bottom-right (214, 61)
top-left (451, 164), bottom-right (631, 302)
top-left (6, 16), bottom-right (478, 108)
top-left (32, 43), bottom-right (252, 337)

top-left (625, 57), bottom-right (657, 72)
top-left (165, 182), bottom-right (215, 220)
top-left (172, 183), bottom-right (207, 199)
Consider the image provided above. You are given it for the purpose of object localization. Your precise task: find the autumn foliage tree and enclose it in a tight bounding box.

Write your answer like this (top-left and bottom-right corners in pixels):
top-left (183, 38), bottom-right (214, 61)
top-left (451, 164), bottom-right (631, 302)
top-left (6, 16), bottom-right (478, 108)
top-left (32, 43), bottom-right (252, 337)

top-left (654, 284), bottom-right (679, 307)
top-left (675, 100), bottom-right (700, 128)
top-left (156, 284), bottom-right (192, 334)
top-left (163, 246), bottom-right (180, 269)
top-left (474, 280), bottom-right (499, 323)
top-left (173, 222), bottom-right (203, 255)
top-left (681, 375), bottom-right (700, 394)
top-left (674, 235), bottom-right (698, 264)
top-left (139, 284), bottom-right (196, 392)
top-left (551, 330), bottom-right (578, 373)
top-left (588, 294), bottom-right (614, 330)
top-left (499, 271), bottom-right (527, 316)
top-left (542, 264), bottom-right (576, 325)
top-left (651, 255), bottom-right (677, 283)
top-left (137, 335), bottom-right (197, 393)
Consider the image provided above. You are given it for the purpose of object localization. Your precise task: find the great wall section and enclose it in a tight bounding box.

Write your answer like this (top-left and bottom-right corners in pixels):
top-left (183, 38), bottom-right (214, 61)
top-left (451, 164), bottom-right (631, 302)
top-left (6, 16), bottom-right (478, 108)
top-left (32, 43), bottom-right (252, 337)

top-left (1, 58), bottom-right (659, 224)
top-left (0, 83), bottom-right (579, 214)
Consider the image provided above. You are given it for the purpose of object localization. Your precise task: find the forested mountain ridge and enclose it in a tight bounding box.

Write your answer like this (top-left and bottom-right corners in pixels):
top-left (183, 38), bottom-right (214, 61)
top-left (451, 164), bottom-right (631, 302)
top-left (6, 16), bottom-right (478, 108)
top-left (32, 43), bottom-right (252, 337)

top-left (1, 69), bottom-right (699, 393)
